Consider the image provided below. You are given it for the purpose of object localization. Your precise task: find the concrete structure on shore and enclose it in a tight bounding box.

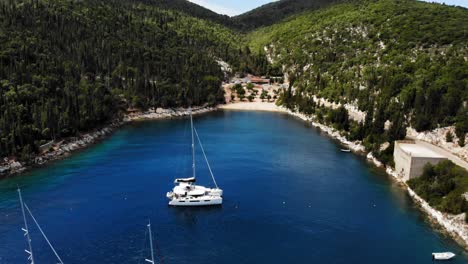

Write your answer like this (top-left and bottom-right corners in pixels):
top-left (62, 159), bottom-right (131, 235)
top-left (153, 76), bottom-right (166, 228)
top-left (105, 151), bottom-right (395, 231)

top-left (394, 140), bottom-right (447, 181)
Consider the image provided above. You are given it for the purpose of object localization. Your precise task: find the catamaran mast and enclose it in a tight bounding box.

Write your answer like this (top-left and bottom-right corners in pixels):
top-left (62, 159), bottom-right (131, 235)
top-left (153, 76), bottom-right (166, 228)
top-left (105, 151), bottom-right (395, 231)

top-left (18, 187), bottom-right (34, 264)
top-left (190, 107), bottom-right (196, 179)
top-left (194, 127), bottom-right (219, 189)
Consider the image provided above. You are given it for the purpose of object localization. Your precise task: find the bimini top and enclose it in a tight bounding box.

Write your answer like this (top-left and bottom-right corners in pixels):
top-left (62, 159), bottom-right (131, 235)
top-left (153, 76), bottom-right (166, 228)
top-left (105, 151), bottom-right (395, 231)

top-left (174, 177), bottom-right (196, 183)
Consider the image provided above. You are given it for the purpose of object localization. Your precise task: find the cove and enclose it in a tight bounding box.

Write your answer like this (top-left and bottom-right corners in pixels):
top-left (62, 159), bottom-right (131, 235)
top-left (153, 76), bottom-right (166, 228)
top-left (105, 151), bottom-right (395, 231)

top-left (0, 110), bottom-right (466, 263)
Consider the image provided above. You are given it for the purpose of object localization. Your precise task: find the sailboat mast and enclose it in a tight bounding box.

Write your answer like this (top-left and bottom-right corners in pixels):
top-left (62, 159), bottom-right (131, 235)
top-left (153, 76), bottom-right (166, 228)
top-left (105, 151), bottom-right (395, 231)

top-left (190, 107), bottom-right (196, 179)
top-left (146, 221), bottom-right (156, 264)
top-left (194, 127), bottom-right (218, 189)
top-left (18, 187), bottom-right (34, 264)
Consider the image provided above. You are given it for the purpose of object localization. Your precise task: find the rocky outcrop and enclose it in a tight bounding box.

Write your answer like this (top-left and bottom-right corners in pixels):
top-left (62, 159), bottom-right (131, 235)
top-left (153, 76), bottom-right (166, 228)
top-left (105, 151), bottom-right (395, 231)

top-left (123, 107), bottom-right (216, 122)
top-left (0, 159), bottom-right (24, 175)
top-left (282, 107), bottom-right (366, 153)
top-left (0, 124), bottom-right (119, 178)
top-left (407, 126), bottom-right (468, 162)
top-left (312, 96), bottom-right (366, 123)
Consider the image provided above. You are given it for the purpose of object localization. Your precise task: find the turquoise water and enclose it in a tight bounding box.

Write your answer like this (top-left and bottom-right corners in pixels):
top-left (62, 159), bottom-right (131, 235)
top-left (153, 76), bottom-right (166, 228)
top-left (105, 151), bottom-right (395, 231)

top-left (0, 110), bottom-right (466, 263)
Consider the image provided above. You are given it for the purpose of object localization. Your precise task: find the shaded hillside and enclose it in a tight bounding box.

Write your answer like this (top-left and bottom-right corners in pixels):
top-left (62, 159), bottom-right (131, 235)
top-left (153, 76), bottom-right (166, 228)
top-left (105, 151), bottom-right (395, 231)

top-left (131, 0), bottom-right (235, 27)
top-left (233, 0), bottom-right (341, 31)
top-left (135, 0), bottom-right (341, 32)
top-left (247, 0), bottom-right (468, 158)
top-left (0, 0), bottom-right (243, 158)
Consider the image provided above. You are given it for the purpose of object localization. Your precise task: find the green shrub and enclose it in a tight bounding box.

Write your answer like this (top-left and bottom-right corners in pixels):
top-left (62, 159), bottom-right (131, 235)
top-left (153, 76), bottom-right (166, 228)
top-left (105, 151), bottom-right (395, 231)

top-left (445, 131), bottom-right (453, 142)
top-left (408, 161), bottom-right (468, 215)
top-left (439, 192), bottom-right (466, 215)
top-left (459, 135), bottom-right (466, 147)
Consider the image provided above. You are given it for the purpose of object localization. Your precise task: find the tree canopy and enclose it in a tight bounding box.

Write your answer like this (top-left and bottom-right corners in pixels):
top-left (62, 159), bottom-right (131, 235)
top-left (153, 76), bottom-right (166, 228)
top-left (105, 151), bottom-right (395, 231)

top-left (247, 0), bottom-right (468, 155)
top-left (0, 0), bottom-right (245, 158)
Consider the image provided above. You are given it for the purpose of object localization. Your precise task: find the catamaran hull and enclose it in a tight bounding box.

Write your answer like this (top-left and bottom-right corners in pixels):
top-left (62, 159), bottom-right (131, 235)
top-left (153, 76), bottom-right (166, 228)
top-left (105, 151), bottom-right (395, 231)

top-left (168, 197), bottom-right (222, 206)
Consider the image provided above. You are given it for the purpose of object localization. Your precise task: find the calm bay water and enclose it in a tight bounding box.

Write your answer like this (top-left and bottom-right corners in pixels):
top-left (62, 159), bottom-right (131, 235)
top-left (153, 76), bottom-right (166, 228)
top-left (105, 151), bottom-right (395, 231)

top-left (0, 110), bottom-right (466, 263)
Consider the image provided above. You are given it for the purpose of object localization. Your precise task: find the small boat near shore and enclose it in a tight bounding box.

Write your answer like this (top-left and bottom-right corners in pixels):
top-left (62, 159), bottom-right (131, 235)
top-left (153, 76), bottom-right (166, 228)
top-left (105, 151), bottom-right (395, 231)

top-left (432, 252), bottom-right (456, 260)
top-left (340, 148), bottom-right (351, 152)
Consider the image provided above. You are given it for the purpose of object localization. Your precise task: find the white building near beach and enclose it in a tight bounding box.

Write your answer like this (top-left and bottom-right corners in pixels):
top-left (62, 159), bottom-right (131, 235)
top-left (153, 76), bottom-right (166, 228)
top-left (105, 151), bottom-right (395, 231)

top-left (394, 140), bottom-right (447, 181)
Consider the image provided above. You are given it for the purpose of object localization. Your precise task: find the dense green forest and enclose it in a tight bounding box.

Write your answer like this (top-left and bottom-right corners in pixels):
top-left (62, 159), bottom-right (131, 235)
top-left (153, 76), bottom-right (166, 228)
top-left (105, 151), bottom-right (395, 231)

top-left (0, 0), bottom-right (252, 159)
top-left (127, 0), bottom-right (235, 28)
top-left (408, 161), bottom-right (468, 220)
top-left (233, 0), bottom-right (341, 31)
top-left (1, 0), bottom-right (467, 165)
top-left (247, 0), bottom-right (468, 160)
top-left (130, 0), bottom-right (341, 32)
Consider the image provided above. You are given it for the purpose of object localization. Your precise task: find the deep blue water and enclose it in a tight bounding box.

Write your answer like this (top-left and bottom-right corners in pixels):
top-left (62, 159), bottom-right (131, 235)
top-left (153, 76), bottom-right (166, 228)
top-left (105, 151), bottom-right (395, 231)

top-left (0, 110), bottom-right (466, 264)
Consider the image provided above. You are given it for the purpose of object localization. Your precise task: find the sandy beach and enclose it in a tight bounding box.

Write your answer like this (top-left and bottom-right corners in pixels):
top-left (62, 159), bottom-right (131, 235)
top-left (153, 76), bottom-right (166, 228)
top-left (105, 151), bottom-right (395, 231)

top-left (219, 102), bottom-right (286, 112)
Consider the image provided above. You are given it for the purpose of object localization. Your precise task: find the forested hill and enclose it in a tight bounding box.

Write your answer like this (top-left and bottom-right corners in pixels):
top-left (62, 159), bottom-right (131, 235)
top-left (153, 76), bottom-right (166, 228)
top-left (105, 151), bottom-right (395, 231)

top-left (1, 0), bottom-right (467, 163)
top-left (130, 0), bottom-right (234, 28)
top-left (0, 0), bottom-right (246, 159)
top-left (131, 0), bottom-right (343, 32)
top-left (233, 0), bottom-right (341, 31)
top-left (134, 0), bottom-right (342, 32)
top-left (247, 0), bottom-right (467, 161)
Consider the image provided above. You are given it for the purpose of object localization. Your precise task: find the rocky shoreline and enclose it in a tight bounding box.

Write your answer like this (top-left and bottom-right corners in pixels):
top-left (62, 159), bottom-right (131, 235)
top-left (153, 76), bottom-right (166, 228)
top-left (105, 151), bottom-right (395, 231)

top-left (2, 102), bottom-right (467, 249)
top-left (282, 107), bottom-right (468, 250)
top-left (123, 106), bottom-right (216, 122)
top-left (0, 124), bottom-right (120, 178)
top-left (0, 106), bottom-right (216, 179)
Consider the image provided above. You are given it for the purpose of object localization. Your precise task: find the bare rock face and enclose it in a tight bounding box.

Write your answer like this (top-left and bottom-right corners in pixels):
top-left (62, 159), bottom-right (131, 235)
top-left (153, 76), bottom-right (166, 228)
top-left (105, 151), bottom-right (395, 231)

top-left (407, 126), bottom-right (468, 162)
top-left (311, 95), bottom-right (366, 123)
top-left (0, 166), bottom-right (9, 173)
top-left (10, 161), bottom-right (22, 169)
top-left (384, 120), bottom-right (392, 131)
top-left (380, 142), bottom-right (390, 151)
top-left (0, 159), bottom-right (24, 175)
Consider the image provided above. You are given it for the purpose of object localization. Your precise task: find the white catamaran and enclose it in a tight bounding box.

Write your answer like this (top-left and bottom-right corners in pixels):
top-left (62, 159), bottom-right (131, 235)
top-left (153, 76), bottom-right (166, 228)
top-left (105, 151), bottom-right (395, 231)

top-left (166, 108), bottom-right (223, 206)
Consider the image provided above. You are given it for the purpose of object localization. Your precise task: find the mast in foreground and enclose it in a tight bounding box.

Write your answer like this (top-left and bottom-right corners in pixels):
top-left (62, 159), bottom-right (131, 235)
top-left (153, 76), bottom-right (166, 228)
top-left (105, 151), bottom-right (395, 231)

top-left (17, 187), bottom-right (64, 264)
top-left (18, 187), bottom-right (34, 264)
top-left (145, 220), bottom-right (156, 264)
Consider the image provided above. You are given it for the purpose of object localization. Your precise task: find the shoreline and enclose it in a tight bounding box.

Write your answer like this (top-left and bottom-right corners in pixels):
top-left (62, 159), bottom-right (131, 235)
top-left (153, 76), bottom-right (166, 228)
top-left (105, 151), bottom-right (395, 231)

top-left (218, 101), bottom-right (285, 112)
top-left (0, 106), bottom-right (217, 179)
top-left (222, 101), bottom-right (468, 250)
top-left (2, 101), bottom-right (467, 250)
